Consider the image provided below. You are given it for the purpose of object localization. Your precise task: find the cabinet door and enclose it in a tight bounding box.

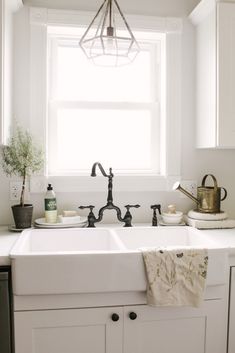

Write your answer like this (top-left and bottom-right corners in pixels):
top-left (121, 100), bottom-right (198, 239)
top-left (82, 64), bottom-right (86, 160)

top-left (217, 2), bottom-right (235, 147)
top-left (192, 1), bottom-right (235, 148)
top-left (14, 307), bottom-right (123, 353)
top-left (124, 301), bottom-right (226, 353)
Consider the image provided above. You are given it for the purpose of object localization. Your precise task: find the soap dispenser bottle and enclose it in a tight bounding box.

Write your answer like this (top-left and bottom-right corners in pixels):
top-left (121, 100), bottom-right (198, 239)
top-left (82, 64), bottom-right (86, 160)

top-left (45, 184), bottom-right (57, 223)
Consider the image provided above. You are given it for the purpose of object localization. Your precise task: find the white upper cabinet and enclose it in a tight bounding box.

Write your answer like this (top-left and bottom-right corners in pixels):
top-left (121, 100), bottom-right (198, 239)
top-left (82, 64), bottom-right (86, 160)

top-left (190, 0), bottom-right (235, 148)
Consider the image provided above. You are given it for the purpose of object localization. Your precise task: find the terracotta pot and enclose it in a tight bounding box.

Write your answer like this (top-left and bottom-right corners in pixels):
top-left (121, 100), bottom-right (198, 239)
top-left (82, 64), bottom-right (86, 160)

top-left (11, 204), bottom-right (33, 229)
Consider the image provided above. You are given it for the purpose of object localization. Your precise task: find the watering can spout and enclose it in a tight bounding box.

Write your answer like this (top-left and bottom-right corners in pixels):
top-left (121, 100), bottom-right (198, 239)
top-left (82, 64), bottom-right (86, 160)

top-left (173, 182), bottom-right (199, 204)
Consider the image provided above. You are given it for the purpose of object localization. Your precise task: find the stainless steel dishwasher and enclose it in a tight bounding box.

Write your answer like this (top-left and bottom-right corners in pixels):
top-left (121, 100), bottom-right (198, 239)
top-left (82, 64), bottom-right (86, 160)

top-left (0, 267), bottom-right (13, 353)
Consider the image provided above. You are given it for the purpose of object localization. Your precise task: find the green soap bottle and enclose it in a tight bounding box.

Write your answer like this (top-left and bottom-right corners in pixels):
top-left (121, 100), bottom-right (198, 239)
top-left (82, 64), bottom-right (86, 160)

top-left (45, 184), bottom-right (57, 223)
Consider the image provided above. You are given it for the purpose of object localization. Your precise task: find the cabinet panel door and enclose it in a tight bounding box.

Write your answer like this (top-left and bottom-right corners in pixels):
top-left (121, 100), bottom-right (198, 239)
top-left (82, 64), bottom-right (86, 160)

top-left (14, 307), bottom-right (123, 353)
top-left (124, 301), bottom-right (226, 353)
top-left (217, 3), bottom-right (235, 147)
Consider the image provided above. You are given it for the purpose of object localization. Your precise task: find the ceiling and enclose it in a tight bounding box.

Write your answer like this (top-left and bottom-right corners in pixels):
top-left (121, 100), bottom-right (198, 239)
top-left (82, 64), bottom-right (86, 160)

top-left (22, 0), bottom-right (201, 17)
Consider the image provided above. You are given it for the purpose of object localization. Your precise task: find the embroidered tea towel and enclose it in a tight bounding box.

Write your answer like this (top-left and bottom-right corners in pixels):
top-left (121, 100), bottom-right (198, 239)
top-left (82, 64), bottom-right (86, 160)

top-left (141, 248), bottom-right (208, 307)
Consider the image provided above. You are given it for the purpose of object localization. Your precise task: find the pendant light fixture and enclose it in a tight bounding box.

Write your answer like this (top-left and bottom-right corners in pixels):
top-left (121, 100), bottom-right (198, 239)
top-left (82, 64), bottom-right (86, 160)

top-left (79, 0), bottom-right (140, 66)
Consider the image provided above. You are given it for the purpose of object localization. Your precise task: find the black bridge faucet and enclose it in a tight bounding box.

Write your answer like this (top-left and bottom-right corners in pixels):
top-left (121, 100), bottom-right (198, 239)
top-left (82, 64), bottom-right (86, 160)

top-left (79, 162), bottom-right (140, 227)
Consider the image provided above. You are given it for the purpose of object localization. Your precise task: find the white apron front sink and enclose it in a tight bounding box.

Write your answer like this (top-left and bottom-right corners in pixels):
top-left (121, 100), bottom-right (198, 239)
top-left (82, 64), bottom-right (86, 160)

top-left (10, 226), bottom-right (228, 296)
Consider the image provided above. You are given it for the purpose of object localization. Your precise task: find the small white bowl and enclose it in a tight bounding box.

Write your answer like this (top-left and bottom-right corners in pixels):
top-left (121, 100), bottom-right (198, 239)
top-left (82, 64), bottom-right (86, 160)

top-left (161, 211), bottom-right (183, 224)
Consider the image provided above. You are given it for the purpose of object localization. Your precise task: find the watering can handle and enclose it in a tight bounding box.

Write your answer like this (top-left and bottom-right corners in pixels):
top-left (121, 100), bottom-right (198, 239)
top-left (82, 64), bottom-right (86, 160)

top-left (201, 174), bottom-right (218, 189)
top-left (221, 187), bottom-right (227, 201)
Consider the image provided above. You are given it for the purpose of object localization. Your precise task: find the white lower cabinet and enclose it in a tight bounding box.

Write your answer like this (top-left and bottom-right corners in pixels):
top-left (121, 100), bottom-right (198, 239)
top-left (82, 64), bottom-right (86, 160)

top-left (15, 301), bottom-right (226, 353)
top-left (14, 306), bottom-right (123, 353)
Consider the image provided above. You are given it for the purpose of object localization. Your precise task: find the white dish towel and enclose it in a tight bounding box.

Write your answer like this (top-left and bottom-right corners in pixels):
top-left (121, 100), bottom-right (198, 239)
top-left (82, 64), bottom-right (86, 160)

top-left (141, 248), bottom-right (208, 308)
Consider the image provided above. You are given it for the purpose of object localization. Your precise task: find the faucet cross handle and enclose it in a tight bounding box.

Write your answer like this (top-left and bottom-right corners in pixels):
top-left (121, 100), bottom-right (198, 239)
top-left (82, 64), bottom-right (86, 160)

top-left (79, 205), bottom-right (95, 211)
top-left (78, 205), bottom-right (96, 227)
top-left (125, 204), bottom-right (140, 211)
top-left (123, 204), bottom-right (140, 227)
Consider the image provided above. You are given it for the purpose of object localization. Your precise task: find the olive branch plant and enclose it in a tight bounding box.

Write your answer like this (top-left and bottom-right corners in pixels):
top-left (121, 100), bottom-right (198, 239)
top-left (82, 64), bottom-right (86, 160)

top-left (1, 126), bottom-right (44, 206)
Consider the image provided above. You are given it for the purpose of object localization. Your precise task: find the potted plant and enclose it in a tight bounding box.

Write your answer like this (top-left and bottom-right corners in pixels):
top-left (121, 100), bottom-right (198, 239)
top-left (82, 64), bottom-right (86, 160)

top-left (1, 126), bottom-right (44, 229)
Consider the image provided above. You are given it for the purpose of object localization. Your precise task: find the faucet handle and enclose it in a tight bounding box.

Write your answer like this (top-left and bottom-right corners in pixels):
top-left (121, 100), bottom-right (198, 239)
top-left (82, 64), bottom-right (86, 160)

top-left (78, 205), bottom-right (96, 227)
top-left (150, 204), bottom-right (161, 226)
top-left (79, 205), bottom-right (95, 211)
top-left (124, 204), bottom-right (140, 211)
top-left (123, 205), bottom-right (140, 227)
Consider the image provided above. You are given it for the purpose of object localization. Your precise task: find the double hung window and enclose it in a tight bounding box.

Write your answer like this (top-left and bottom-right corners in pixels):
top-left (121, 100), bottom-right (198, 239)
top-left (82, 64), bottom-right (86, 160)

top-left (47, 27), bottom-right (165, 176)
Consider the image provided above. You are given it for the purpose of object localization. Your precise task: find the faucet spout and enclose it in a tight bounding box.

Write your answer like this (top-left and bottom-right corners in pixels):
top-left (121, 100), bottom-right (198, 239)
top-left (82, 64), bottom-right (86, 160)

top-left (91, 162), bottom-right (113, 178)
top-left (91, 162), bottom-right (114, 205)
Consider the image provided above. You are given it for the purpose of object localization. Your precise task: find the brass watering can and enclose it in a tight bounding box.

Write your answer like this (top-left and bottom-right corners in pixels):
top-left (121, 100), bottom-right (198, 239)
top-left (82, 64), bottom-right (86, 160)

top-left (173, 174), bottom-right (227, 213)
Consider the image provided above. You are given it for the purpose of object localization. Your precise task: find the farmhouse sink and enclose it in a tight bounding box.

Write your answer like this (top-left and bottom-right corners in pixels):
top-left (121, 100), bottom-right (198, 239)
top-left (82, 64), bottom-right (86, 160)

top-left (10, 226), bottom-right (228, 296)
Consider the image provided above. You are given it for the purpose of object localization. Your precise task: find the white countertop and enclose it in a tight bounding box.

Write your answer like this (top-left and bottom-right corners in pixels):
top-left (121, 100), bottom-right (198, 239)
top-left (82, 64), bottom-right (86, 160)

top-left (0, 226), bottom-right (20, 266)
top-left (2, 225), bottom-right (235, 266)
top-left (200, 228), bottom-right (235, 248)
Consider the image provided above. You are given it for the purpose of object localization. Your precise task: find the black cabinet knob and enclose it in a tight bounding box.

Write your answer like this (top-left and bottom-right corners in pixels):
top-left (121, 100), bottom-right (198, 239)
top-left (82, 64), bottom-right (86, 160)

top-left (129, 312), bottom-right (137, 320)
top-left (111, 313), bottom-right (119, 322)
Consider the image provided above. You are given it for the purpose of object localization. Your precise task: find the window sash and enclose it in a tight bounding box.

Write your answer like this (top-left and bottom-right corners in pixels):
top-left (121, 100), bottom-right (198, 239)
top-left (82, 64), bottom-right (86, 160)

top-left (48, 36), bottom-right (161, 104)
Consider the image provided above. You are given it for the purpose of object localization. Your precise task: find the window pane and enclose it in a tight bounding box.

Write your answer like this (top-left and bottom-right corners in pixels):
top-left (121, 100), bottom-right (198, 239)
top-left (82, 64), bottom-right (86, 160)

top-left (55, 108), bottom-right (153, 172)
top-left (57, 45), bottom-right (152, 102)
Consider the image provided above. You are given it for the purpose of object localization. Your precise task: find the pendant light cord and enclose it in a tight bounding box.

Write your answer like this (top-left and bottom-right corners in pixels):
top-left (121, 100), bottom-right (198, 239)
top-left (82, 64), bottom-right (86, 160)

top-left (109, 0), bottom-right (112, 27)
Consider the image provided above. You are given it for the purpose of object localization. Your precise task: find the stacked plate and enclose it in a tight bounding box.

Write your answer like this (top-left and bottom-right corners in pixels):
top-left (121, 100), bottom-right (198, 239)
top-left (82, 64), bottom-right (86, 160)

top-left (187, 209), bottom-right (228, 221)
top-left (34, 216), bottom-right (87, 229)
top-left (185, 209), bottom-right (235, 229)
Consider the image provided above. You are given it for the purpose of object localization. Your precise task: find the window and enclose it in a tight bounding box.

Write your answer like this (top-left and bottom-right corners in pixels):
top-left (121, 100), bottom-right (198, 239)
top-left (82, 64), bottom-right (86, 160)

top-left (47, 27), bottom-right (165, 176)
top-left (28, 8), bottom-right (182, 192)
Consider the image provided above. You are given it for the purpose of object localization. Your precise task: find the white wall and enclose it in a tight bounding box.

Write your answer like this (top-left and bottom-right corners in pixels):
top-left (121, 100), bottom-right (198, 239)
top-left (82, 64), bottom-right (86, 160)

top-left (23, 0), bottom-right (201, 17)
top-left (1, 5), bottom-right (235, 226)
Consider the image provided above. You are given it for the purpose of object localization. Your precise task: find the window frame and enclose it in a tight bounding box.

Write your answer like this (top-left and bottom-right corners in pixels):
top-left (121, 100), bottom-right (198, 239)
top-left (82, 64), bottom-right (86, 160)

top-left (29, 7), bottom-right (182, 193)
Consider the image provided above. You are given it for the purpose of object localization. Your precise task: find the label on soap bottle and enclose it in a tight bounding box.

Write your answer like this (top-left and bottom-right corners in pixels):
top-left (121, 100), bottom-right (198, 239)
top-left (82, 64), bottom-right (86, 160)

top-left (45, 198), bottom-right (57, 211)
top-left (45, 198), bottom-right (57, 223)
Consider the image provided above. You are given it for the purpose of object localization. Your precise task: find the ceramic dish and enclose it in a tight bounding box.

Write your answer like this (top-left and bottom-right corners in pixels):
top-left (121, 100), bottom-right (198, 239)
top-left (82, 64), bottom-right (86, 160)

top-left (34, 217), bottom-right (87, 228)
top-left (159, 218), bottom-right (185, 226)
top-left (187, 209), bottom-right (228, 221)
top-left (161, 211), bottom-right (183, 224)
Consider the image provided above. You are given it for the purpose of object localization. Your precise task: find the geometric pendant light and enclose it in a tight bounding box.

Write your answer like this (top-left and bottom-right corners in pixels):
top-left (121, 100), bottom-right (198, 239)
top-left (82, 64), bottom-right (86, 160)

top-left (79, 0), bottom-right (140, 66)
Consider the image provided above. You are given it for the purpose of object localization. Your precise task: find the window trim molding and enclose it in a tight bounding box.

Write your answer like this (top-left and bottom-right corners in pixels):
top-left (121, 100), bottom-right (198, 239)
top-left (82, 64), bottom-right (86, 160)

top-left (0, 0), bottom-right (23, 145)
top-left (29, 7), bottom-right (182, 192)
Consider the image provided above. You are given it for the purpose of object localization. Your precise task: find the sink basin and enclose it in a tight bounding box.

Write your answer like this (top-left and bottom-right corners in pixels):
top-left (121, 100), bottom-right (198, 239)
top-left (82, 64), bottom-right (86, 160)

top-left (10, 226), bottom-right (228, 296)
top-left (111, 226), bottom-right (217, 249)
top-left (111, 227), bottom-right (228, 291)
top-left (11, 227), bottom-right (127, 295)
top-left (13, 228), bottom-right (123, 253)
